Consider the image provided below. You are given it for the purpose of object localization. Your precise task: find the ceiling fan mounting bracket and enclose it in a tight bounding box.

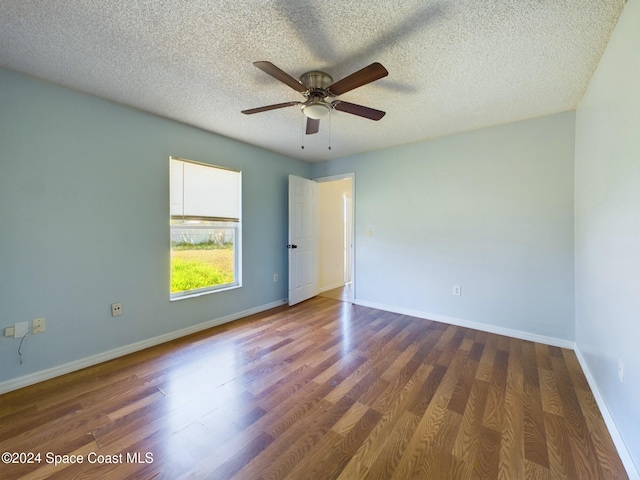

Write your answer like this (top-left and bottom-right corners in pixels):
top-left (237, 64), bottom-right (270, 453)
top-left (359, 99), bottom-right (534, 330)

top-left (299, 71), bottom-right (333, 92)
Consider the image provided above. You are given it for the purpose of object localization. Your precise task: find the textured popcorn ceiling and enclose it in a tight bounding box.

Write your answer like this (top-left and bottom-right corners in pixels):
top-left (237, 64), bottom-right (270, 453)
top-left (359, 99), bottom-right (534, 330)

top-left (0, 0), bottom-right (626, 162)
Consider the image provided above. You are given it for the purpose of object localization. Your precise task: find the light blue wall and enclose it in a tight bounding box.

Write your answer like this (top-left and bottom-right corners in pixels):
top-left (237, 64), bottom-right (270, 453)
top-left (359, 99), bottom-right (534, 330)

top-left (0, 68), bottom-right (310, 384)
top-left (312, 112), bottom-right (576, 340)
top-left (575, 0), bottom-right (640, 471)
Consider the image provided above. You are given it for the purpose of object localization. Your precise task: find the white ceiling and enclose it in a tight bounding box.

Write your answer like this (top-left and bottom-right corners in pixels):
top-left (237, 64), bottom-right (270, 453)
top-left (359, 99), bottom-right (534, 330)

top-left (0, 1), bottom-right (626, 162)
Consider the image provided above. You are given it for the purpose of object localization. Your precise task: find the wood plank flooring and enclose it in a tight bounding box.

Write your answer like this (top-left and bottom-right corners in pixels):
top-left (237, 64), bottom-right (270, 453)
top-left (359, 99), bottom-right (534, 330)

top-left (0, 297), bottom-right (628, 479)
top-left (318, 285), bottom-right (352, 302)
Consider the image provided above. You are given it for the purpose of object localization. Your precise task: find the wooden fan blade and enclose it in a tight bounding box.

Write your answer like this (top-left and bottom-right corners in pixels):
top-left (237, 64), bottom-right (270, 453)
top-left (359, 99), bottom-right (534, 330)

top-left (327, 62), bottom-right (388, 96)
top-left (253, 61), bottom-right (307, 93)
top-left (306, 118), bottom-right (320, 135)
top-left (241, 102), bottom-right (300, 115)
top-left (333, 101), bottom-right (385, 120)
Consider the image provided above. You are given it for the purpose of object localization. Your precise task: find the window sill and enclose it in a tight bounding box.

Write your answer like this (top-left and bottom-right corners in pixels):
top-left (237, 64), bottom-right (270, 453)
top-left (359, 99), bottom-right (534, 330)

top-left (170, 283), bottom-right (241, 302)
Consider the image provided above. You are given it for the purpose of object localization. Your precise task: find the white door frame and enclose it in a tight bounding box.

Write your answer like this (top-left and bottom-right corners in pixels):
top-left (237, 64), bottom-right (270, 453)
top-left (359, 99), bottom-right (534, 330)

top-left (314, 172), bottom-right (355, 304)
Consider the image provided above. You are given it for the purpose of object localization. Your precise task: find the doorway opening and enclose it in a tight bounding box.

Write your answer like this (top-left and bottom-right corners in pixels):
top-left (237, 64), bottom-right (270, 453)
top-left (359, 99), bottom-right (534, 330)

top-left (315, 173), bottom-right (355, 303)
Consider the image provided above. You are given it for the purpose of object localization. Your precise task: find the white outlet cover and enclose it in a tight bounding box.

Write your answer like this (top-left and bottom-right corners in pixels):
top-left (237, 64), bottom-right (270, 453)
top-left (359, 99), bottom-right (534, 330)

top-left (14, 321), bottom-right (29, 338)
top-left (111, 303), bottom-right (123, 317)
top-left (32, 317), bottom-right (46, 334)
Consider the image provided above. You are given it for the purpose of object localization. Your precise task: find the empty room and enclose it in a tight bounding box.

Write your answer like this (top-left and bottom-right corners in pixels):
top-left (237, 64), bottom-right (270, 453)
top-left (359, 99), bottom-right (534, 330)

top-left (0, 1), bottom-right (638, 478)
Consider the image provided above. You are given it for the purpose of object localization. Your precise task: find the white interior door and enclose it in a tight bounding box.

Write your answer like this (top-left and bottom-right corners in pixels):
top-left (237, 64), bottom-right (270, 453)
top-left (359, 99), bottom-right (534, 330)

top-left (288, 175), bottom-right (319, 306)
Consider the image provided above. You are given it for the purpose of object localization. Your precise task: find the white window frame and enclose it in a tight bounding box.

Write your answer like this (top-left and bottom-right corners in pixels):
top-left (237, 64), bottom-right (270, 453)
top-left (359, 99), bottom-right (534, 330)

top-left (169, 156), bottom-right (242, 300)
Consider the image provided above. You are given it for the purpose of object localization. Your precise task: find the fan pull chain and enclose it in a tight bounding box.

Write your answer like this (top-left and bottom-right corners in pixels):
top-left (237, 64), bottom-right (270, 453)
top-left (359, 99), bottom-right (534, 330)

top-left (301, 116), bottom-right (305, 150)
top-left (328, 113), bottom-right (332, 151)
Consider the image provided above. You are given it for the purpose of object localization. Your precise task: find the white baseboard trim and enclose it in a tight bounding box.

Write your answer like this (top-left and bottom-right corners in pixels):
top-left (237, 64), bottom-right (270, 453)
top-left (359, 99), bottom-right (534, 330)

top-left (0, 299), bottom-right (287, 395)
top-left (573, 345), bottom-right (640, 480)
top-left (354, 299), bottom-right (575, 349)
top-left (319, 282), bottom-right (345, 293)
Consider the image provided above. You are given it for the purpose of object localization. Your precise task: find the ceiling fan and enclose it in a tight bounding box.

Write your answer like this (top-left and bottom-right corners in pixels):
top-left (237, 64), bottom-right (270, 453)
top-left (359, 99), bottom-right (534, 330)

top-left (242, 61), bottom-right (388, 134)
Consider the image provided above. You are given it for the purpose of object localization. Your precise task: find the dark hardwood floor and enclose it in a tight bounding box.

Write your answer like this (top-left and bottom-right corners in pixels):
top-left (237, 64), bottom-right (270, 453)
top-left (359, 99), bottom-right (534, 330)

top-left (0, 296), bottom-right (628, 479)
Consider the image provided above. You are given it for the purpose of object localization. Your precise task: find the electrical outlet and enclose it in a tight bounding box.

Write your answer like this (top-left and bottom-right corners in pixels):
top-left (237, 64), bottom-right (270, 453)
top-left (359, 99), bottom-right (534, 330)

top-left (453, 285), bottom-right (462, 296)
top-left (111, 302), bottom-right (123, 317)
top-left (4, 326), bottom-right (15, 337)
top-left (273, 274), bottom-right (279, 282)
top-left (32, 318), bottom-right (46, 334)
top-left (364, 229), bottom-right (373, 237)
top-left (618, 358), bottom-right (625, 383)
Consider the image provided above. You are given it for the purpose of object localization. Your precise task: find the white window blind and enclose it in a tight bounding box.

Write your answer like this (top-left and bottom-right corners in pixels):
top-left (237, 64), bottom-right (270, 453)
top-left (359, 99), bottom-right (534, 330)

top-left (170, 158), bottom-right (241, 221)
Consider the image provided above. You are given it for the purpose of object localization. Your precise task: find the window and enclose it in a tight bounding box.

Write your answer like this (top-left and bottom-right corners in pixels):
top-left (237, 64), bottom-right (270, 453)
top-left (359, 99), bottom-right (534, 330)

top-left (170, 157), bottom-right (241, 299)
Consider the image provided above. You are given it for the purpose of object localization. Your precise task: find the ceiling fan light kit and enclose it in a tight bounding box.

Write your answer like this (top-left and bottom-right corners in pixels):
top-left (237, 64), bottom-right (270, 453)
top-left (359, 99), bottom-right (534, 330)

top-left (301, 101), bottom-right (331, 120)
top-left (242, 61), bottom-right (388, 136)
